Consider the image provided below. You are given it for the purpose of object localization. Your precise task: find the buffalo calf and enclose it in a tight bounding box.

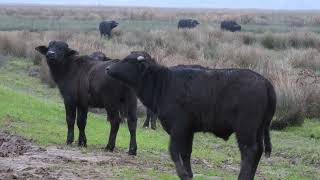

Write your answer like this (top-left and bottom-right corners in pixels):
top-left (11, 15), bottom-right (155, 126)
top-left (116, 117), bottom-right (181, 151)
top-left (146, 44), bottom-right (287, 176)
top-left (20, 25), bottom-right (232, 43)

top-left (106, 52), bottom-right (276, 180)
top-left (35, 41), bottom-right (138, 155)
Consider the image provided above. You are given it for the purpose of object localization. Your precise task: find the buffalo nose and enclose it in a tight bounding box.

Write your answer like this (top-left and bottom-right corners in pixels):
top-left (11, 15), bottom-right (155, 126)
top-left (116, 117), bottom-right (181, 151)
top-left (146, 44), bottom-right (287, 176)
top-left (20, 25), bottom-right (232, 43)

top-left (106, 66), bottom-right (110, 71)
top-left (46, 51), bottom-right (55, 58)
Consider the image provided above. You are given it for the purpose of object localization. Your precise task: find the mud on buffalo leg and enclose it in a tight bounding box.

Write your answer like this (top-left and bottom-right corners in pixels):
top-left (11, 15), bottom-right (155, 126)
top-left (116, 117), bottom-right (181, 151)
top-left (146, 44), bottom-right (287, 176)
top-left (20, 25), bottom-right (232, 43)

top-left (64, 102), bottom-right (76, 145)
top-left (169, 122), bottom-right (193, 180)
top-left (237, 129), bottom-right (263, 180)
top-left (76, 106), bottom-right (88, 147)
top-left (181, 133), bottom-right (194, 178)
top-left (105, 109), bottom-right (121, 152)
top-left (127, 109), bottom-right (138, 155)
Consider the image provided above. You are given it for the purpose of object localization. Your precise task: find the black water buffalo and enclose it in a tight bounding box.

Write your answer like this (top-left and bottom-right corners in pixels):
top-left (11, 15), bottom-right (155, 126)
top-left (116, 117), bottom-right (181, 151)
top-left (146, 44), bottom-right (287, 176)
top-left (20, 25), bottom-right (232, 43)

top-left (106, 52), bottom-right (276, 180)
top-left (143, 109), bottom-right (157, 130)
top-left (35, 41), bottom-right (138, 155)
top-left (178, 19), bottom-right (200, 29)
top-left (221, 20), bottom-right (241, 32)
top-left (99, 21), bottom-right (118, 38)
top-left (88, 51), bottom-right (111, 61)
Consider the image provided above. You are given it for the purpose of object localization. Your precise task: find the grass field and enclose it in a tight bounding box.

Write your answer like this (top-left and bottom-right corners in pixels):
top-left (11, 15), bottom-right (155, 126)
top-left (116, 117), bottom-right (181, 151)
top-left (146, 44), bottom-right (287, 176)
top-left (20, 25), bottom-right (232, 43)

top-left (0, 55), bottom-right (319, 179)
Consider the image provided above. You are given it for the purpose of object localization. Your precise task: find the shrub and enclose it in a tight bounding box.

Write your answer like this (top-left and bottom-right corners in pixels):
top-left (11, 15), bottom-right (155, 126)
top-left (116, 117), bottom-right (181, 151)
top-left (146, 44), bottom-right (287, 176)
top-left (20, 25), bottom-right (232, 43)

top-left (289, 48), bottom-right (320, 71)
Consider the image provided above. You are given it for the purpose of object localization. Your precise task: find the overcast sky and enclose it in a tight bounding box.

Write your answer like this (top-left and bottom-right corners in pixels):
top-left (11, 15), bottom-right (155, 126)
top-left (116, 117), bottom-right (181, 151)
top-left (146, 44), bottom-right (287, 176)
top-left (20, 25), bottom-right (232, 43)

top-left (2, 0), bottom-right (320, 10)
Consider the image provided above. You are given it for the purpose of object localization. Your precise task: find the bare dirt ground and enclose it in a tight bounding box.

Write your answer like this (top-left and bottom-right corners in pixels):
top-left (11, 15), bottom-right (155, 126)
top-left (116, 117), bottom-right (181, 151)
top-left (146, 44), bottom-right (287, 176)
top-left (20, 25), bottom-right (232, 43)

top-left (0, 131), bottom-right (172, 180)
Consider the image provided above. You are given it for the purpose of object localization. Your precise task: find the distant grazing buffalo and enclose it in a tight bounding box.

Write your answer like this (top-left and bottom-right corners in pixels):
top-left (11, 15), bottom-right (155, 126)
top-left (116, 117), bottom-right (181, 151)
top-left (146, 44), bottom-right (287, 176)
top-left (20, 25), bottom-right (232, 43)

top-left (99, 21), bottom-right (118, 38)
top-left (35, 41), bottom-right (138, 155)
top-left (221, 20), bottom-right (241, 32)
top-left (178, 19), bottom-right (200, 29)
top-left (106, 51), bottom-right (276, 180)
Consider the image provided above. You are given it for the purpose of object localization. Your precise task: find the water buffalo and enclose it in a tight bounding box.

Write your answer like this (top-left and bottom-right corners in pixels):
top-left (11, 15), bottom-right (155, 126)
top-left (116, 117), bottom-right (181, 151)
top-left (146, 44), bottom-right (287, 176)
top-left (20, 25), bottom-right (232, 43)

top-left (178, 19), bottom-right (200, 29)
top-left (88, 51), bottom-right (111, 61)
top-left (35, 41), bottom-right (138, 155)
top-left (221, 20), bottom-right (241, 32)
top-left (106, 52), bottom-right (276, 180)
top-left (99, 21), bottom-right (118, 38)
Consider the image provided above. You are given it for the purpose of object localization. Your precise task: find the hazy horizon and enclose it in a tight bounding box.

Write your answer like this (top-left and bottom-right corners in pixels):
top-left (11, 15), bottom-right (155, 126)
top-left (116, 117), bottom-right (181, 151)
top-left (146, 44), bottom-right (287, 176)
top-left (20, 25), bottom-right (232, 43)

top-left (1, 0), bottom-right (320, 10)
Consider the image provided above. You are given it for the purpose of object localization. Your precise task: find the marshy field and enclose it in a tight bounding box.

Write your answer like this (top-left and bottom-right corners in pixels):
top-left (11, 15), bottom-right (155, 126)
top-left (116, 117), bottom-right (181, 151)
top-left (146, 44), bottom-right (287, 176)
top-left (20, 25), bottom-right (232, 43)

top-left (0, 5), bottom-right (319, 179)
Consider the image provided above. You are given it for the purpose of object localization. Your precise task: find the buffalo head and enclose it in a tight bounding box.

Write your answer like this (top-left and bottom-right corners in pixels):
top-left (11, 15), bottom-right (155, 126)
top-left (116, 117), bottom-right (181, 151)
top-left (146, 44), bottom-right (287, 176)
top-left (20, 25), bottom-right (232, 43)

top-left (111, 21), bottom-right (119, 29)
top-left (35, 41), bottom-right (78, 64)
top-left (106, 51), bottom-right (155, 89)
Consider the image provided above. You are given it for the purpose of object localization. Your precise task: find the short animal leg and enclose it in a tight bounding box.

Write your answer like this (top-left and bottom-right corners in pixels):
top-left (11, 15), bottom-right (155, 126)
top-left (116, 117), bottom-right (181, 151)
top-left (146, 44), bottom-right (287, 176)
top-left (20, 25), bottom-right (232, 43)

top-left (127, 110), bottom-right (138, 155)
top-left (150, 112), bottom-right (157, 130)
top-left (143, 109), bottom-right (150, 128)
top-left (76, 107), bottom-right (88, 147)
top-left (105, 110), bottom-right (120, 152)
top-left (237, 133), bottom-right (263, 180)
top-left (181, 133), bottom-right (194, 178)
top-left (169, 134), bottom-right (191, 180)
top-left (64, 103), bottom-right (76, 145)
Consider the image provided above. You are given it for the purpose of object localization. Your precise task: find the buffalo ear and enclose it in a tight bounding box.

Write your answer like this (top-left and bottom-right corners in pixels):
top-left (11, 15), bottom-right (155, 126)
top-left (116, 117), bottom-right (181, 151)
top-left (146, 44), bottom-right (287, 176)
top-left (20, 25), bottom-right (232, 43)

top-left (66, 48), bottom-right (79, 57)
top-left (35, 46), bottom-right (48, 55)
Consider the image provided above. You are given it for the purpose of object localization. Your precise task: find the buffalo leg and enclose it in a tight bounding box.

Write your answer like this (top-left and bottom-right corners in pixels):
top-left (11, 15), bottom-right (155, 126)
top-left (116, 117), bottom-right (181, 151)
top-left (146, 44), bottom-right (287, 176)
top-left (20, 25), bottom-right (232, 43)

top-left (169, 126), bottom-right (193, 180)
top-left (181, 133), bottom-right (194, 178)
top-left (143, 109), bottom-right (151, 128)
top-left (127, 109), bottom-right (137, 155)
top-left (64, 103), bottom-right (76, 145)
top-left (105, 110), bottom-right (120, 152)
top-left (237, 132), bottom-right (263, 180)
top-left (150, 111), bottom-right (157, 130)
top-left (76, 107), bottom-right (88, 147)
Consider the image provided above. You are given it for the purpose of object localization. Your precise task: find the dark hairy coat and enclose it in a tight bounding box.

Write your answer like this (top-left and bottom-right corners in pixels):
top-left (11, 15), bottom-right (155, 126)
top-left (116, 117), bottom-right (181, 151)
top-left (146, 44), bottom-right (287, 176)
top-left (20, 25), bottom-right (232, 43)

top-left (88, 51), bottom-right (112, 61)
top-left (35, 41), bottom-right (138, 155)
top-left (178, 19), bottom-right (200, 29)
top-left (99, 21), bottom-right (118, 38)
top-left (221, 20), bottom-right (241, 32)
top-left (106, 52), bottom-right (276, 180)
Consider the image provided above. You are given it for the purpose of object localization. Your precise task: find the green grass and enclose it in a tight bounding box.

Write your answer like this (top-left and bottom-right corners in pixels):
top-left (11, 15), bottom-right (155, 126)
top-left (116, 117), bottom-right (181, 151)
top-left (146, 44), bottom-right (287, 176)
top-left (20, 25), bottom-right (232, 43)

top-left (0, 15), bottom-right (178, 32)
top-left (1, 14), bottom-right (320, 33)
top-left (0, 57), bottom-right (320, 179)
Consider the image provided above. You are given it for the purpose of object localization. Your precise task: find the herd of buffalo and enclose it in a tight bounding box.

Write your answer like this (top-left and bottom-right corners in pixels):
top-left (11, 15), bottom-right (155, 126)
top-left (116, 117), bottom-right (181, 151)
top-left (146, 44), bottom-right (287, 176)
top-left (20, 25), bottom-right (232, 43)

top-left (34, 18), bottom-right (274, 180)
top-left (99, 19), bottom-right (241, 38)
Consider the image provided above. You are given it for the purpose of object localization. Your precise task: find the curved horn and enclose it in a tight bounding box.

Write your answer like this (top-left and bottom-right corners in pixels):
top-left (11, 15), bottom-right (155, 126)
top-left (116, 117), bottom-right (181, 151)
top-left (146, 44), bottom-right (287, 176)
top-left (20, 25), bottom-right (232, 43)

top-left (137, 56), bottom-right (145, 61)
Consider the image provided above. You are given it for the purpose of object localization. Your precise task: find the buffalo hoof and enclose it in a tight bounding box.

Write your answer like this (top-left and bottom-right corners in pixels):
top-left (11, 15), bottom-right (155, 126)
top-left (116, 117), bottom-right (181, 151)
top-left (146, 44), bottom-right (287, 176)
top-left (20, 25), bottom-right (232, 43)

top-left (143, 124), bottom-right (149, 128)
top-left (151, 126), bottom-right (156, 130)
top-left (66, 140), bottom-right (73, 145)
top-left (128, 149), bottom-right (137, 156)
top-left (105, 144), bottom-right (114, 152)
top-left (66, 134), bottom-right (74, 145)
top-left (78, 140), bottom-right (87, 147)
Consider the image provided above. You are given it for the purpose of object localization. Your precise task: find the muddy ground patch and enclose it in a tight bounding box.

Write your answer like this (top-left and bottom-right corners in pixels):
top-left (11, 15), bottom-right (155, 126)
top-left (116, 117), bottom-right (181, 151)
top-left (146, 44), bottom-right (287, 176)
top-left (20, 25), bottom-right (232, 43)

top-left (0, 131), bottom-right (174, 180)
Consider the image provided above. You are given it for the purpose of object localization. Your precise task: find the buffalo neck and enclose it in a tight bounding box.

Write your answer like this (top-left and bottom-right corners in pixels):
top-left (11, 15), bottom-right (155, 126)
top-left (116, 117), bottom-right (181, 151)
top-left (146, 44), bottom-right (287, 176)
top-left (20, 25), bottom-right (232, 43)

top-left (46, 58), bottom-right (73, 86)
top-left (137, 64), bottom-right (169, 114)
